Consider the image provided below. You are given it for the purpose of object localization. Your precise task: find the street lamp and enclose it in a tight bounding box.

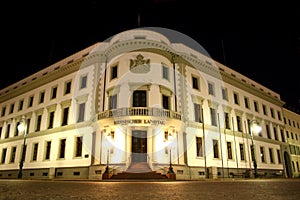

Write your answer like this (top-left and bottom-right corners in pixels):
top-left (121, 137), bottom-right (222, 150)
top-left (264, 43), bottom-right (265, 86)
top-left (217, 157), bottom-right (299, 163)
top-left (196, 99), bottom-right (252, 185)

top-left (167, 132), bottom-right (175, 175)
top-left (250, 120), bottom-right (262, 178)
top-left (17, 116), bottom-right (27, 179)
top-left (103, 132), bottom-right (111, 176)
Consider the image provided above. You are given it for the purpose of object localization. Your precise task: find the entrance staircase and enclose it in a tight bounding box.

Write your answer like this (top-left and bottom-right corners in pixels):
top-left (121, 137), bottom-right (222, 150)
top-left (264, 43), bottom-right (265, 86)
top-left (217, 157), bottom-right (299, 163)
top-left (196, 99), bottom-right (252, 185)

top-left (110, 162), bottom-right (168, 180)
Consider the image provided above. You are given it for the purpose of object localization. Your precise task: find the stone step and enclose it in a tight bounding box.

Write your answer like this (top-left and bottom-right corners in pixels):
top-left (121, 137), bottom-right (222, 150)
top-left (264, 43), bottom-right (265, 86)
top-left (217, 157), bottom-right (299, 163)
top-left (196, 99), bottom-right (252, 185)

top-left (111, 171), bottom-right (167, 179)
top-left (126, 162), bottom-right (152, 173)
top-left (110, 162), bottom-right (168, 180)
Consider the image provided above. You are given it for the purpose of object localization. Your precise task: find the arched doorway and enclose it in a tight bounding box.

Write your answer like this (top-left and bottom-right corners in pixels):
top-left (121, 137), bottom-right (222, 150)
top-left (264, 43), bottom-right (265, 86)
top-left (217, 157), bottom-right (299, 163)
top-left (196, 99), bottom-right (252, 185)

top-left (284, 151), bottom-right (292, 178)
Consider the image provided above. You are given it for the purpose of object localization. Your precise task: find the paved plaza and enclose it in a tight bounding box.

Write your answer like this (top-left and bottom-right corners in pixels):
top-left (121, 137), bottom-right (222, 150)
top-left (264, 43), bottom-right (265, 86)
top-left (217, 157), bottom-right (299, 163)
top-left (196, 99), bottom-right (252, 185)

top-left (0, 178), bottom-right (300, 200)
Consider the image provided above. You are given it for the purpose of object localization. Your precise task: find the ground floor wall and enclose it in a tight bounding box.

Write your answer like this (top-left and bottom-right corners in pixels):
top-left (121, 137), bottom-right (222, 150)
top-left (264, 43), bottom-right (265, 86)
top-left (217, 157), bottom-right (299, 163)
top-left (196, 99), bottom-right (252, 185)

top-left (0, 164), bottom-right (285, 180)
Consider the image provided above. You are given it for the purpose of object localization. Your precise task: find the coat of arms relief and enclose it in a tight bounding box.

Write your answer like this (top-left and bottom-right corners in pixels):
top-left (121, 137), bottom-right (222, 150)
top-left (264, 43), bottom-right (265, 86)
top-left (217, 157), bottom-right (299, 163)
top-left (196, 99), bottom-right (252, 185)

top-left (129, 54), bottom-right (150, 73)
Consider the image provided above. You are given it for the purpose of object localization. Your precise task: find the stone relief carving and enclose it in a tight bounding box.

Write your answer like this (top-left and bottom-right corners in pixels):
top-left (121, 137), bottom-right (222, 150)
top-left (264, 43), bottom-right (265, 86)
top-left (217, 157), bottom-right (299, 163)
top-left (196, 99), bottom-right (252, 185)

top-left (129, 54), bottom-right (150, 73)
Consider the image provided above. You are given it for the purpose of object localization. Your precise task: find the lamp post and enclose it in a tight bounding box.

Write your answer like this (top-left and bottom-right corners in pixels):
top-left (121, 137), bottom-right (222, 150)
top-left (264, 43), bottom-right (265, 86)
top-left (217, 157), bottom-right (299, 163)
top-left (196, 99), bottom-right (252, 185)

top-left (250, 120), bottom-right (262, 178)
top-left (167, 133), bottom-right (175, 175)
top-left (17, 116), bottom-right (27, 179)
top-left (103, 132), bottom-right (111, 178)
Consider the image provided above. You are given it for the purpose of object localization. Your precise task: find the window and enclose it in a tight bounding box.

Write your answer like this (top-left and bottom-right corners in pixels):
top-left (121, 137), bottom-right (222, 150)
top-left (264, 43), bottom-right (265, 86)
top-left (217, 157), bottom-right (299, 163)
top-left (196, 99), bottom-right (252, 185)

top-left (80, 75), bottom-right (87, 89)
top-left (254, 101), bottom-right (259, 112)
top-left (210, 108), bottom-right (217, 126)
top-left (162, 95), bottom-right (170, 109)
top-left (51, 86), bottom-right (57, 99)
top-left (75, 136), bottom-right (83, 157)
top-left (277, 111), bottom-right (281, 121)
top-left (109, 94), bottom-right (117, 109)
top-left (77, 103), bottom-right (85, 122)
top-left (227, 142), bottom-right (233, 159)
top-left (48, 111), bottom-right (55, 129)
top-left (269, 148), bottom-right (274, 163)
top-left (224, 112), bottom-right (230, 129)
top-left (208, 82), bottom-right (215, 96)
top-left (213, 140), bottom-right (219, 158)
top-left (266, 124), bottom-right (271, 139)
top-left (64, 81), bottom-right (72, 95)
top-left (59, 139), bottom-right (66, 159)
top-left (236, 116), bottom-right (243, 132)
top-left (32, 143), bottom-right (38, 161)
top-left (292, 161), bottom-right (295, 172)
top-left (273, 127), bottom-right (278, 141)
top-left (14, 122), bottom-right (20, 136)
top-left (1, 148), bottom-right (7, 164)
top-left (280, 129), bottom-right (285, 142)
top-left (36, 115), bottom-right (42, 132)
top-left (5, 124), bottom-right (10, 138)
top-left (39, 91), bottom-right (45, 104)
top-left (61, 107), bottom-right (69, 126)
top-left (20, 145), bottom-right (27, 162)
top-left (26, 119), bottom-right (30, 134)
top-left (111, 65), bottom-right (118, 80)
top-left (0, 126), bottom-right (2, 139)
top-left (250, 145), bottom-right (255, 161)
top-left (9, 103), bottom-right (14, 114)
top-left (19, 99), bottom-right (24, 111)
top-left (262, 104), bottom-right (267, 115)
top-left (192, 76), bottom-right (199, 90)
top-left (277, 149), bottom-right (282, 163)
top-left (260, 147), bottom-right (265, 163)
top-left (239, 143), bottom-right (245, 161)
top-left (162, 64), bottom-right (169, 80)
top-left (246, 119), bottom-right (252, 135)
top-left (45, 141), bottom-right (51, 160)
top-left (196, 137), bottom-right (203, 157)
top-left (10, 147), bottom-right (16, 163)
top-left (132, 90), bottom-right (147, 107)
top-left (28, 96), bottom-right (34, 107)
top-left (221, 87), bottom-right (228, 101)
top-left (286, 131), bottom-right (289, 138)
top-left (233, 92), bottom-right (239, 105)
top-left (244, 97), bottom-right (250, 109)
top-left (1, 106), bottom-right (6, 117)
top-left (270, 108), bottom-right (275, 118)
top-left (194, 103), bottom-right (202, 123)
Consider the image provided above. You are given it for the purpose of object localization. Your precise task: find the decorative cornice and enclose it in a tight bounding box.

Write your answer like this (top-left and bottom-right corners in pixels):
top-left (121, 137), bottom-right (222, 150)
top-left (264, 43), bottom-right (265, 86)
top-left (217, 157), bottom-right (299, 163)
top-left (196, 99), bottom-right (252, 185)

top-left (207, 100), bottom-right (219, 109)
top-left (220, 70), bottom-right (285, 106)
top-left (222, 105), bottom-right (232, 113)
top-left (191, 95), bottom-right (205, 104)
top-left (106, 85), bottom-right (121, 96)
top-left (128, 82), bottom-right (151, 91)
top-left (159, 85), bottom-right (172, 96)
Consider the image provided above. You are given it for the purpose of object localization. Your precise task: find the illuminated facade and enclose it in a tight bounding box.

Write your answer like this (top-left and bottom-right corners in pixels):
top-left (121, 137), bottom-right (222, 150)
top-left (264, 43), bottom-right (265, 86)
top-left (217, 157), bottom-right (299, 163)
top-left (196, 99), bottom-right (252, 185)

top-left (0, 28), bottom-right (295, 180)
top-left (282, 108), bottom-right (300, 178)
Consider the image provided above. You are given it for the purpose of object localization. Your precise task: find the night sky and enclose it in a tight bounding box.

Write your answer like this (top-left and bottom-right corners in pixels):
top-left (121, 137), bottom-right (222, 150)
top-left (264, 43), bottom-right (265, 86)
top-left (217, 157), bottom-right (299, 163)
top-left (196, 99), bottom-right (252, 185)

top-left (1, 0), bottom-right (299, 110)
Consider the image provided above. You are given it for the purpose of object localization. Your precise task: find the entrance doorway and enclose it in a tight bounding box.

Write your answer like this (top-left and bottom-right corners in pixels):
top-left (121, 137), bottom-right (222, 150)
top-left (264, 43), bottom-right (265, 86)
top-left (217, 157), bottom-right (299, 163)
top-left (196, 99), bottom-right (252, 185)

top-left (131, 131), bottom-right (147, 162)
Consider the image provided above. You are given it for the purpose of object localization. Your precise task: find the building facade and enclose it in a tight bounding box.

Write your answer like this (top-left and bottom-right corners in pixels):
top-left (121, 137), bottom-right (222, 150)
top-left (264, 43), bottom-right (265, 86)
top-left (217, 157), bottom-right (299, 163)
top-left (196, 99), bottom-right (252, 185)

top-left (282, 108), bottom-right (300, 178)
top-left (0, 28), bottom-right (296, 180)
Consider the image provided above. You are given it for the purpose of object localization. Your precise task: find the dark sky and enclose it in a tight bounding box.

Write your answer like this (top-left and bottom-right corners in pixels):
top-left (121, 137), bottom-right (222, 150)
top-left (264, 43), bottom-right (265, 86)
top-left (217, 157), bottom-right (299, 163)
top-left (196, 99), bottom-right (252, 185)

top-left (1, 0), bottom-right (300, 110)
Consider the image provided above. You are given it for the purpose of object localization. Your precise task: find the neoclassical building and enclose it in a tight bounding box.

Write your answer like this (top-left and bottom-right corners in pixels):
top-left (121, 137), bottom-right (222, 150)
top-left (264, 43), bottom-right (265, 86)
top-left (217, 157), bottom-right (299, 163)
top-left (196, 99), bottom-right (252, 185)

top-left (0, 28), bottom-right (296, 180)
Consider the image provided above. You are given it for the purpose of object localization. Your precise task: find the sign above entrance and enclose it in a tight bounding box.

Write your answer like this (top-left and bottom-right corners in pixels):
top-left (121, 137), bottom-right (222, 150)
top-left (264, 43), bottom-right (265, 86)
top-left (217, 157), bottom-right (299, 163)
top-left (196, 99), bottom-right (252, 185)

top-left (114, 119), bottom-right (165, 125)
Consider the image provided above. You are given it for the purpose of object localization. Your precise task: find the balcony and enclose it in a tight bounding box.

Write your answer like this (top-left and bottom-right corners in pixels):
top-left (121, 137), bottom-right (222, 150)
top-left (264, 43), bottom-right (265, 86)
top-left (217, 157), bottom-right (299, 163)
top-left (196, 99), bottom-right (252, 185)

top-left (97, 107), bottom-right (181, 120)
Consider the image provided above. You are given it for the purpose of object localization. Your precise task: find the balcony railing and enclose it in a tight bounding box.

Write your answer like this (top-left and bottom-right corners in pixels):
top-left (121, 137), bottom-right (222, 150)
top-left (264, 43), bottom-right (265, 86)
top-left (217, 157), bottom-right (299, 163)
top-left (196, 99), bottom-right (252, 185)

top-left (97, 107), bottom-right (181, 120)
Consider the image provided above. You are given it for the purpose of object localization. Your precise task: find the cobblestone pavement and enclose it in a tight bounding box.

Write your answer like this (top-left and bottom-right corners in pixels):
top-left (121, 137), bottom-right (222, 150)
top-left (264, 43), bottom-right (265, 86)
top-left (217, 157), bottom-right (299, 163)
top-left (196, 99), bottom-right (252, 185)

top-left (0, 179), bottom-right (300, 200)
